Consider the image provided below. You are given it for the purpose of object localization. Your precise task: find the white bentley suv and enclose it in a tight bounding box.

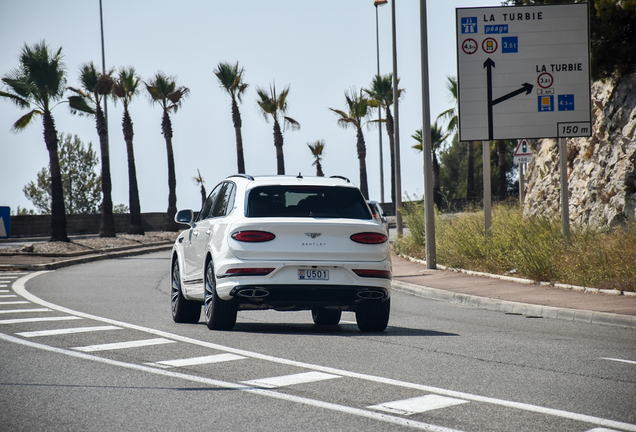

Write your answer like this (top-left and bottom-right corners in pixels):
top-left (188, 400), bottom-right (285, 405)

top-left (171, 174), bottom-right (391, 332)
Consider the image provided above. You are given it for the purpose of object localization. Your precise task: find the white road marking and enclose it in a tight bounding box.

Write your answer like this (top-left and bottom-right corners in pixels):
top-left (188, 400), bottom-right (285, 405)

top-left (148, 353), bottom-right (246, 368)
top-left (16, 325), bottom-right (122, 338)
top-left (11, 271), bottom-right (636, 432)
top-left (601, 358), bottom-right (636, 366)
top-left (0, 289), bottom-right (10, 292)
top-left (0, 294), bottom-right (17, 298)
top-left (0, 332), bottom-right (466, 432)
top-left (0, 316), bottom-right (81, 324)
top-left (0, 308), bottom-right (51, 314)
top-left (369, 395), bottom-right (469, 416)
top-left (586, 428), bottom-right (621, 432)
top-left (73, 337), bottom-right (176, 352)
top-left (242, 371), bottom-right (341, 389)
top-left (0, 301), bottom-right (30, 305)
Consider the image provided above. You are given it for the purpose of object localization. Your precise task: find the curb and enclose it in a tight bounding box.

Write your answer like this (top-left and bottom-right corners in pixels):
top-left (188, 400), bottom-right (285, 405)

top-left (391, 279), bottom-right (636, 329)
top-left (0, 244), bottom-right (173, 271)
top-left (399, 254), bottom-right (636, 298)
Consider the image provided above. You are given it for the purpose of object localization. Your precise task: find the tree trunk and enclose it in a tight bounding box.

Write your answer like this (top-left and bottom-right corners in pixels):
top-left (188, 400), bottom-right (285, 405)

top-left (467, 141), bottom-right (475, 201)
top-left (232, 98), bottom-right (245, 174)
top-left (123, 108), bottom-right (144, 235)
top-left (162, 111), bottom-right (179, 231)
top-left (497, 139), bottom-right (508, 200)
top-left (385, 107), bottom-right (396, 206)
top-left (316, 161), bottom-right (324, 177)
top-left (43, 111), bottom-right (69, 242)
top-left (274, 119), bottom-right (285, 175)
top-left (356, 126), bottom-right (369, 199)
top-left (96, 103), bottom-right (116, 237)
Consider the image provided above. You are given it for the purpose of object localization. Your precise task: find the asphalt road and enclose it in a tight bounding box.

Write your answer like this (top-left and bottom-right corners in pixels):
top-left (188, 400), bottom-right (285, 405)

top-left (1, 251), bottom-right (635, 432)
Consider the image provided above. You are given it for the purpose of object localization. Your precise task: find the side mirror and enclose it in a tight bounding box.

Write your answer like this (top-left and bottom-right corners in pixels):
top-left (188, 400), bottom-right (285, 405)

top-left (175, 209), bottom-right (194, 227)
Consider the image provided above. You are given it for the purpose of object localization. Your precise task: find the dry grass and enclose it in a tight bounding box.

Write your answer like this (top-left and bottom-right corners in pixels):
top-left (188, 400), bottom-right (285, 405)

top-left (394, 203), bottom-right (636, 292)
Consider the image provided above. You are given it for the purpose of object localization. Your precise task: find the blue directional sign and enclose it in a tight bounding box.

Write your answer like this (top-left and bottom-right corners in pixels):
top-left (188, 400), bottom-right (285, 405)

top-left (461, 17), bottom-right (478, 34)
top-left (558, 94), bottom-right (575, 111)
top-left (0, 206), bottom-right (10, 239)
top-left (456, 4), bottom-right (591, 140)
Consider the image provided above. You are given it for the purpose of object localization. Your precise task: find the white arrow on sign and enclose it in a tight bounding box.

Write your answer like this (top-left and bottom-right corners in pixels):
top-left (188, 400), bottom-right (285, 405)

top-left (0, 217), bottom-right (6, 238)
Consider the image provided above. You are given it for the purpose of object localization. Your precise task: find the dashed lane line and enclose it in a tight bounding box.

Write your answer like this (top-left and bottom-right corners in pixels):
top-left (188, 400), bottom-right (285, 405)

top-left (369, 395), bottom-right (469, 416)
top-left (10, 271), bottom-right (636, 432)
top-left (0, 316), bottom-right (82, 324)
top-left (0, 331), bottom-right (465, 432)
top-left (241, 371), bottom-right (341, 389)
top-left (601, 358), bottom-right (636, 366)
top-left (16, 325), bottom-right (122, 338)
top-left (146, 353), bottom-right (246, 368)
top-left (73, 337), bottom-right (176, 352)
top-left (0, 308), bottom-right (51, 314)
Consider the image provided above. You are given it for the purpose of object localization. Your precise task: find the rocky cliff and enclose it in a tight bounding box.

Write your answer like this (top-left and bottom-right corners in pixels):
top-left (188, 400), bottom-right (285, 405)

top-left (523, 72), bottom-right (636, 228)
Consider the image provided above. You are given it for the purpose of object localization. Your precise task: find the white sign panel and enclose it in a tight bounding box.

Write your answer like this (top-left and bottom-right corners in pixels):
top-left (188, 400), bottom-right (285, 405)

top-left (456, 4), bottom-right (591, 141)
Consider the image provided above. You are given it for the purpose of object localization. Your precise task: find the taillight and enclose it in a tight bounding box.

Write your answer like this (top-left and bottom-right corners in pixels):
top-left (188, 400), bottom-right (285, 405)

top-left (232, 231), bottom-right (276, 242)
top-left (353, 269), bottom-right (392, 279)
top-left (225, 268), bottom-right (275, 276)
top-left (350, 232), bottom-right (387, 244)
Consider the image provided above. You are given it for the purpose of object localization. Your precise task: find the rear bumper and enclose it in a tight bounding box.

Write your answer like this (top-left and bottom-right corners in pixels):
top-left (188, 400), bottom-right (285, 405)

top-left (229, 284), bottom-right (390, 311)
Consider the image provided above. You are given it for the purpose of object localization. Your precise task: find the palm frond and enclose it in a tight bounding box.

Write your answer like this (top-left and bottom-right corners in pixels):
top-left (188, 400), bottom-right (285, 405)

top-left (11, 109), bottom-right (40, 132)
top-left (283, 116), bottom-right (300, 131)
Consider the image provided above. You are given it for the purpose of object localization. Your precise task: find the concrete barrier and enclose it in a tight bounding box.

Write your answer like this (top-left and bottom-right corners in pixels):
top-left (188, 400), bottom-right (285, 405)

top-left (9, 213), bottom-right (168, 237)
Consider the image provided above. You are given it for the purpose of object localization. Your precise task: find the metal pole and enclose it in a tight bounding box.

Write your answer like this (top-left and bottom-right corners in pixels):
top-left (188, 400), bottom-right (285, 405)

top-left (99, 0), bottom-right (108, 125)
top-left (419, 0), bottom-right (436, 269)
top-left (483, 140), bottom-right (492, 233)
top-left (375, 5), bottom-right (385, 204)
top-left (519, 163), bottom-right (525, 204)
top-left (559, 137), bottom-right (570, 239)
top-left (391, 0), bottom-right (403, 237)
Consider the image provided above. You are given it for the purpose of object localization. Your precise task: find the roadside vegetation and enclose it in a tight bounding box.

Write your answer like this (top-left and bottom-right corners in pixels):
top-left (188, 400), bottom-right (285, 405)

top-left (394, 202), bottom-right (636, 292)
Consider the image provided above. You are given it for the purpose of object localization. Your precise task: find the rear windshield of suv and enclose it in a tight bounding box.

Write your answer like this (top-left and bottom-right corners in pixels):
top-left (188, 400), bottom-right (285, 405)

top-left (246, 186), bottom-right (372, 219)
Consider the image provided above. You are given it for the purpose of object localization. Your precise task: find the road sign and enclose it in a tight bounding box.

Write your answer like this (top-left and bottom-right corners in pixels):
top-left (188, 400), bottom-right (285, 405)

top-left (0, 207), bottom-right (10, 239)
top-left (513, 139), bottom-right (532, 164)
top-left (456, 4), bottom-right (591, 141)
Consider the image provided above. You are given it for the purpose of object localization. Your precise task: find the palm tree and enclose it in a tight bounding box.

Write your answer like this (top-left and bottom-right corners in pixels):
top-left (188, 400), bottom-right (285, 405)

top-left (436, 76), bottom-right (476, 201)
top-left (145, 72), bottom-right (190, 231)
top-left (329, 88), bottom-right (378, 199)
top-left (364, 74), bottom-right (402, 205)
top-left (68, 62), bottom-right (116, 237)
top-left (112, 67), bottom-right (144, 235)
top-left (214, 62), bottom-right (248, 174)
top-left (412, 123), bottom-right (449, 208)
top-left (255, 83), bottom-right (300, 175)
top-left (307, 140), bottom-right (325, 177)
top-left (193, 169), bottom-right (206, 208)
top-left (0, 41), bottom-right (70, 242)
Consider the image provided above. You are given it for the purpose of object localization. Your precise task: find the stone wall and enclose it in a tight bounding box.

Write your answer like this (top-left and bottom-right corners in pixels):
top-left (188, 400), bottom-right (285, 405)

top-left (9, 212), bottom-right (168, 237)
top-left (523, 72), bottom-right (636, 228)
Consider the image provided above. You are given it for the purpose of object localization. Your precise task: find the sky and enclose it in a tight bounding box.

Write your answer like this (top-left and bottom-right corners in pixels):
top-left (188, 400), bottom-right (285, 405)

top-left (0, 0), bottom-right (500, 215)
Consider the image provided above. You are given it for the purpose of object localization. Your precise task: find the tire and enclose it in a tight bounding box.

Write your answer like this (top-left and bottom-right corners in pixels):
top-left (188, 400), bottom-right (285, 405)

top-left (204, 260), bottom-right (237, 330)
top-left (171, 260), bottom-right (201, 324)
top-left (355, 299), bottom-right (390, 332)
top-left (311, 307), bottom-right (342, 325)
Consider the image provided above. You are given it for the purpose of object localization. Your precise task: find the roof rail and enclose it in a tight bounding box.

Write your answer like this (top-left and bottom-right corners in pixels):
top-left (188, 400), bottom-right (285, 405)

top-left (329, 175), bottom-right (350, 183)
top-left (227, 174), bottom-right (254, 181)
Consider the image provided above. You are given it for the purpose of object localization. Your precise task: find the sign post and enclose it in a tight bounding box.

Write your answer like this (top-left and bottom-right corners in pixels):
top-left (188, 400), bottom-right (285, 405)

top-left (456, 4), bottom-right (590, 237)
top-left (0, 207), bottom-right (10, 239)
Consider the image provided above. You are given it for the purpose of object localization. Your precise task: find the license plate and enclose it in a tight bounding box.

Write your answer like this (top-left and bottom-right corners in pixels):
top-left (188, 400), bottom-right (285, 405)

top-left (298, 269), bottom-right (329, 280)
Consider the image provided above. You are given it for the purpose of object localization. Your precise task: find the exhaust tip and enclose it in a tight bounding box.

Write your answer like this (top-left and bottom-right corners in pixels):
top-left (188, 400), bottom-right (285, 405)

top-left (236, 288), bottom-right (270, 299)
top-left (357, 290), bottom-right (386, 300)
